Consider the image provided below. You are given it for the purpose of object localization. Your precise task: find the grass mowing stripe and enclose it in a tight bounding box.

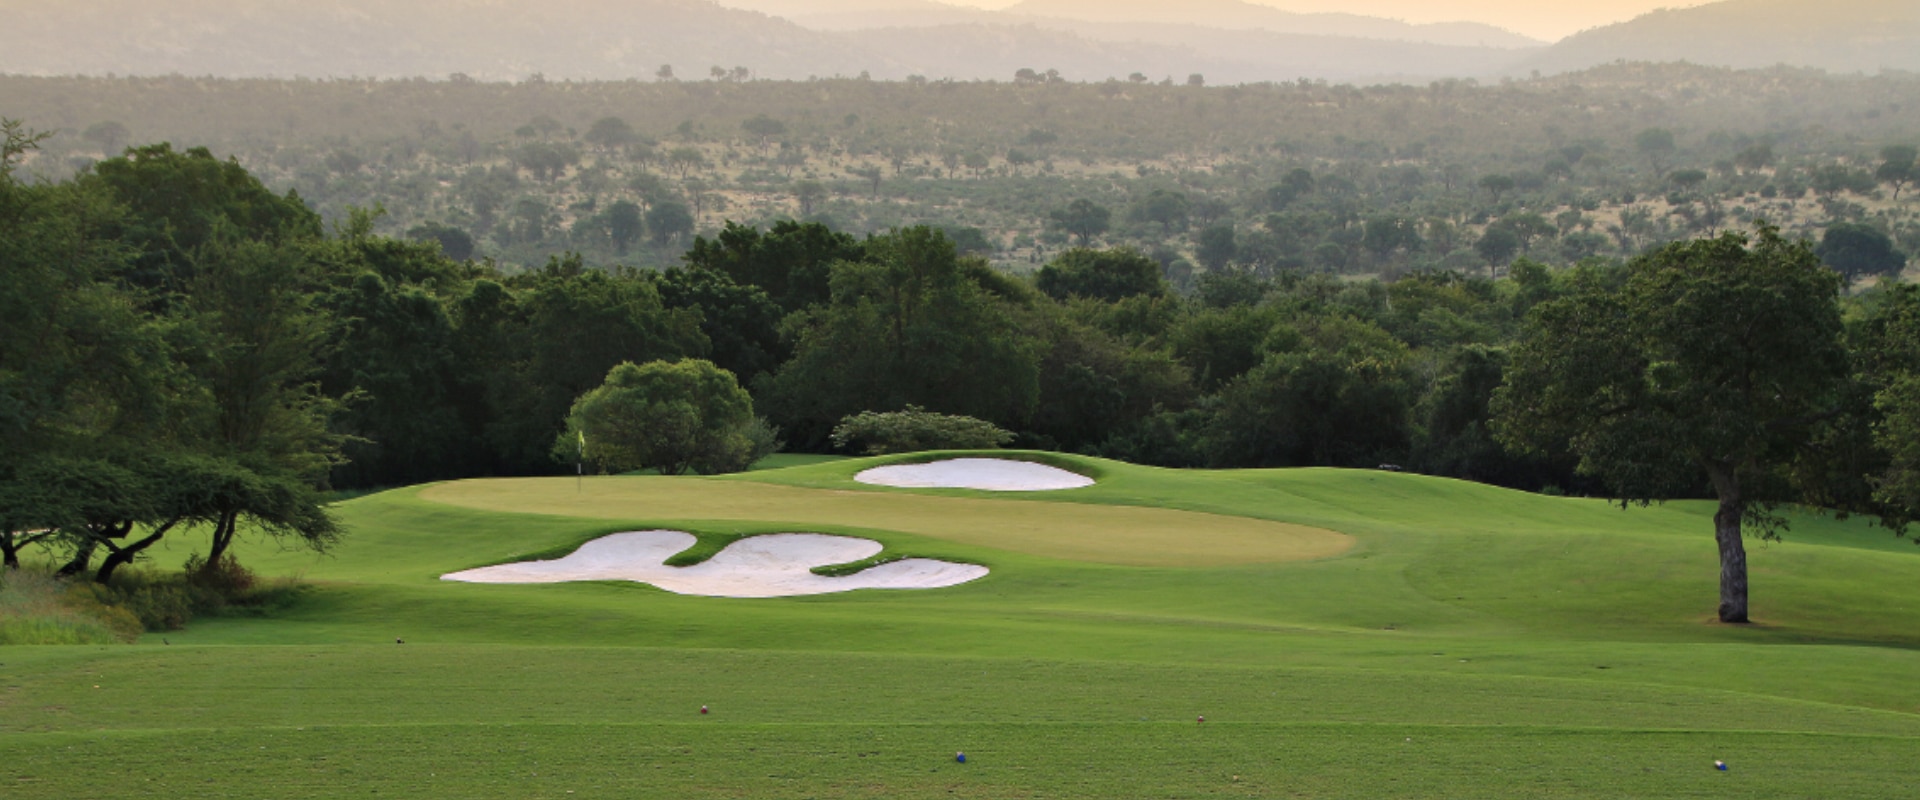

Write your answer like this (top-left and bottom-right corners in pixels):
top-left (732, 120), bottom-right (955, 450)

top-left (6, 646), bottom-right (1916, 737)
top-left (4, 724), bottom-right (1915, 799)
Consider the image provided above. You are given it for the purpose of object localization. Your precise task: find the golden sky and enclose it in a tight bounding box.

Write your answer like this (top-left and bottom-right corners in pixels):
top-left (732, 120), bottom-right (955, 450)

top-left (951, 0), bottom-right (1720, 41)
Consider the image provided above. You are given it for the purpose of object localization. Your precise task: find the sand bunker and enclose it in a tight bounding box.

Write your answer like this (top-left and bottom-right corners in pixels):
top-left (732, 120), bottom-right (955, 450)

top-left (441, 531), bottom-right (988, 598)
top-left (854, 458), bottom-right (1095, 491)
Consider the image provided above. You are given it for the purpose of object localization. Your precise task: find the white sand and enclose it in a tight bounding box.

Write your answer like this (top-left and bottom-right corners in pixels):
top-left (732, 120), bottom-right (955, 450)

top-left (440, 531), bottom-right (988, 598)
top-left (853, 458), bottom-right (1095, 491)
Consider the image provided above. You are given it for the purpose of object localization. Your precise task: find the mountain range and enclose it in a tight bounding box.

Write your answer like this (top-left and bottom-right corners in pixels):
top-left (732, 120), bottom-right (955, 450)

top-left (0, 0), bottom-right (1913, 83)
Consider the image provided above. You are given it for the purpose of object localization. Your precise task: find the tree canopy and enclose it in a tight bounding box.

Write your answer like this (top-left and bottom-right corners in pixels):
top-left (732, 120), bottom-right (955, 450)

top-left (560, 359), bottom-right (766, 476)
top-left (1492, 225), bottom-right (1887, 622)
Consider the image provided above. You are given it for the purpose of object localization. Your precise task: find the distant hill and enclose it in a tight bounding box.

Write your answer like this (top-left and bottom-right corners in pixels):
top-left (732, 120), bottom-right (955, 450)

top-left (1001, 0), bottom-right (1542, 49)
top-left (0, 0), bottom-right (1537, 83)
top-left (1518, 0), bottom-right (1920, 75)
top-left (0, 0), bottom-right (897, 81)
top-left (840, 23), bottom-right (1526, 84)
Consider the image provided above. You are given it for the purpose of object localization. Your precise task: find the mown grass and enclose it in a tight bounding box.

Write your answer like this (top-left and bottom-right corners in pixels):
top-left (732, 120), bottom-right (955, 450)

top-left (4, 452), bottom-right (1918, 797)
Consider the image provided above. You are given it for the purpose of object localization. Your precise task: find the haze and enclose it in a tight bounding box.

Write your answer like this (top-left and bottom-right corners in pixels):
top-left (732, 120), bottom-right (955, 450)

top-left (758, 0), bottom-right (1719, 40)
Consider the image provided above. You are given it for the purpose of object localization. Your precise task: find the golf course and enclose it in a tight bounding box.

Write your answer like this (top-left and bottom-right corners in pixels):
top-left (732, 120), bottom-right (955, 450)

top-left (4, 451), bottom-right (1917, 798)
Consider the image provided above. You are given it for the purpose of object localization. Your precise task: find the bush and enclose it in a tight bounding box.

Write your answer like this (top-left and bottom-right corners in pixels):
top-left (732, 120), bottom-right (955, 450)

top-left (186, 553), bottom-right (257, 596)
top-left (830, 405), bottom-right (1015, 455)
top-left (557, 359), bottom-right (766, 475)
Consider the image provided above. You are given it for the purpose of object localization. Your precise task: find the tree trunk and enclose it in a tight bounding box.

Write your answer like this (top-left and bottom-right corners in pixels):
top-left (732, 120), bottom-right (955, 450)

top-left (94, 522), bottom-right (175, 585)
top-left (203, 512), bottom-right (239, 566)
top-left (56, 540), bottom-right (97, 577)
top-left (1706, 464), bottom-right (1750, 623)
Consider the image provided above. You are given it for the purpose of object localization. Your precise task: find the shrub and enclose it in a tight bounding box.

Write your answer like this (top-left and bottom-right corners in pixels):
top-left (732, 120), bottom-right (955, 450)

top-left (830, 406), bottom-right (1015, 455)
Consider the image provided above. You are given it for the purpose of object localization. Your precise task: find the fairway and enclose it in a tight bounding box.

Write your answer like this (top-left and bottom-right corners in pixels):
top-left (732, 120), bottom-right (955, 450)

top-left (6, 453), bottom-right (1920, 798)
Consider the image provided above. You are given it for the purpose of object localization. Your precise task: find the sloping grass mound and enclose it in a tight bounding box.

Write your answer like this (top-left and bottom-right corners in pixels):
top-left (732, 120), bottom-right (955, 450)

top-left (6, 453), bottom-right (1918, 798)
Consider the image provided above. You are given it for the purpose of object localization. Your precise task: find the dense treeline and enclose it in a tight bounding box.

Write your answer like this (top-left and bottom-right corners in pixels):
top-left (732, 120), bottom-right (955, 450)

top-left (3, 64), bottom-right (1916, 279)
top-left (7, 120), bottom-right (1920, 606)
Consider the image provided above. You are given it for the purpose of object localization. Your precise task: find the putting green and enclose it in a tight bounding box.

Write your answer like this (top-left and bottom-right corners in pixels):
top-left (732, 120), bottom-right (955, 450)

top-left (419, 476), bottom-right (1354, 567)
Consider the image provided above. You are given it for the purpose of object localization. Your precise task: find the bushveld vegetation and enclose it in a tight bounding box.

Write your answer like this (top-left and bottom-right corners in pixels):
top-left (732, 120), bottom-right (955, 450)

top-left (2, 64), bottom-right (1917, 277)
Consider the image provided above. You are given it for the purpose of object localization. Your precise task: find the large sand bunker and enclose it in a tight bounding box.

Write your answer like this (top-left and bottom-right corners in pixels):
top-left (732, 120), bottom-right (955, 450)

top-left (855, 458), bottom-right (1095, 491)
top-left (441, 531), bottom-right (988, 598)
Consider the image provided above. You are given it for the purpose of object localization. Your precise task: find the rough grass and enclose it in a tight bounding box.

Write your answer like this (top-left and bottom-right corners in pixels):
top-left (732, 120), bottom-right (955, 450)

top-left (0, 569), bottom-right (140, 644)
top-left (6, 452), bottom-right (1920, 798)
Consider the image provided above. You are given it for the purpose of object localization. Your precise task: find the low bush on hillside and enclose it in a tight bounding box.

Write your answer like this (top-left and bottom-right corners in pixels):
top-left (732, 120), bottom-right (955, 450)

top-left (831, 406), bottom-right (1015, 455)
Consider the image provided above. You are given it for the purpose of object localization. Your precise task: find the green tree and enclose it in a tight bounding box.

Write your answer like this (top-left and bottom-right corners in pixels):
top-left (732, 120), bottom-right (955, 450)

top-left (1858, 284), bottom-right (1920, 520)
top-left (1492, 226), bottom-right (1880, 623)
top-left (650, 267), bottom-right (786, 384)
top-left (83, 143), bottom-right (321, 294)
top-left (1811, 164), bottom-right (1874, 199)
top-left (1635, 128), bottom-right (1676, 176)
top-left (682, 220), bottom-right (864, 313)
top-left (1877, 145), bottom-right (1916, 200)
top-left (81, 121), bottom-right (130, 154)
top-left (1206, 316), bottom-right (1413, 468)
top-left (762, 227), bottom-right (1041, 447)
top-left (829, 406), bottom-right (1012, 455)
top-left (1475, 227), bottom-right (1520, 272)
top-left (1362, 215), bottom-right (1423, 261)
top-left (1034, 247), bottom-right (1166, 303)
top-left (559, 359), bottom-right (764, 475)
top-left (319, 267), bottom-right (476, 489)
top-left (741, 115), bottom-right (787, 155)
top-left (646, 201), bottom-right (694, 247)
top-left (1816, 223), bottom-right (1906, 282)
top-left (405, 221), bottom-right (475, 261)
top-left (584, 117), bottom-right (636, 153)
top-left (511, 141), bottom-right (579, 182)
top-left (0, 123), bottom-right (171, 568)
top-left (1669, 168), bottom-right (1708, 192)
top-left (793, 180), bottom-right (826, 218)
top-left (463, 260), bottom-right (707, 475)
top-left (1267, 169), bottom-right (1315, 210)
top-left (606, 200), bottom-right (643, 255)
top-left (1047, 198), bottom-right (1111, 246)
top-left (1734, 143), bottom-right (1775, 173)
top-left (1478, 174), bottom-right (1515, 202)
top-left (1194, 225), bottom-right (1238, 270)
top-left (180, 238), bottom-right (347, 568)
top-left (1132, 189), bottom-right (1189, 234)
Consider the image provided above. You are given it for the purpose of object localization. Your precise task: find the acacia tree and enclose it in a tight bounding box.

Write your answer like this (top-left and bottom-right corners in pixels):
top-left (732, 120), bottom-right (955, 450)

top-left (1492, 225), bottom-right (1887, 623)
top-left (1047, 198), bottom-right (1110, 246)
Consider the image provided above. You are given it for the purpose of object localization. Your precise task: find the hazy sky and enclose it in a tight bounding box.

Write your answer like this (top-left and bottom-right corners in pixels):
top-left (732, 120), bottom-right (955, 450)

top-left (950, 0), bottom-right (1719, 41)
